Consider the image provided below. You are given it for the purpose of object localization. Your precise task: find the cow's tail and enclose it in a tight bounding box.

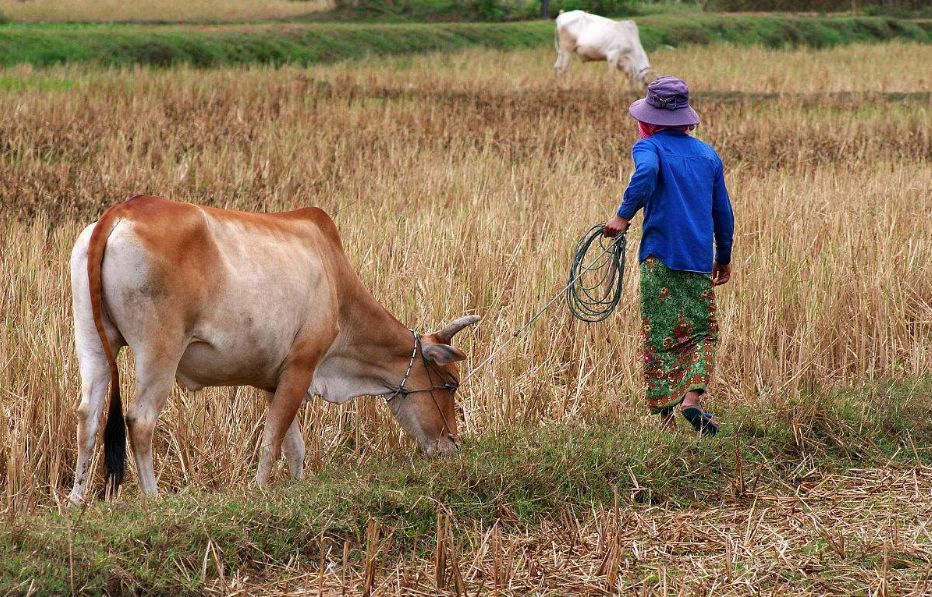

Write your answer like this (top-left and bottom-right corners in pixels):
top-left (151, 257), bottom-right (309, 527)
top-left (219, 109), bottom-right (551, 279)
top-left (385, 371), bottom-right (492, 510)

top-left (87, 204), bottom-right (126, 495)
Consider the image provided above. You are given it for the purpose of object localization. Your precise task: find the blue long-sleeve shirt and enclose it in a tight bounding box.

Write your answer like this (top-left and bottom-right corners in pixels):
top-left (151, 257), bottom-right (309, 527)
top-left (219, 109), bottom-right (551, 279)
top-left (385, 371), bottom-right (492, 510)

top-left (617, 129), bottom-right (734, 274)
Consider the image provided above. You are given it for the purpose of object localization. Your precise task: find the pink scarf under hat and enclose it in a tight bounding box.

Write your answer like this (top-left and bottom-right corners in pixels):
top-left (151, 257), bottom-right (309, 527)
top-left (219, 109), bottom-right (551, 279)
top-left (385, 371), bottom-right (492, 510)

top-left (637, 121), bottom-right (694, 139)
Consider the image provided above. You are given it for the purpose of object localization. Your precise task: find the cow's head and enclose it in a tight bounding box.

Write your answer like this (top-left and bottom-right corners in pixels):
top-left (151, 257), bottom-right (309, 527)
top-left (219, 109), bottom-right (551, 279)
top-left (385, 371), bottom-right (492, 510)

top-left (386, 315), bottom-right (480, 456)
top-left (619, 42), bottom-right (654, 89)
top-left (634, 66), bottom-right (657, 89)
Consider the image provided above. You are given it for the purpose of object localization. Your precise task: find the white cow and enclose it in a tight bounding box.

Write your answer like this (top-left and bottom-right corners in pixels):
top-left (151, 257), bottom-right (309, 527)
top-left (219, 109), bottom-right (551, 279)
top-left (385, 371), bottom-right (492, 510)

top-left (554, 10), bottom-right (655, 87)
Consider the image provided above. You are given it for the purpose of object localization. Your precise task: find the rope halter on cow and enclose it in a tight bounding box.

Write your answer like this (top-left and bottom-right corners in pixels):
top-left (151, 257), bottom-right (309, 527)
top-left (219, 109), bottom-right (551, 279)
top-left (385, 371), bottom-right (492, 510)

top-left (376, 329), bottom-right (461, 445)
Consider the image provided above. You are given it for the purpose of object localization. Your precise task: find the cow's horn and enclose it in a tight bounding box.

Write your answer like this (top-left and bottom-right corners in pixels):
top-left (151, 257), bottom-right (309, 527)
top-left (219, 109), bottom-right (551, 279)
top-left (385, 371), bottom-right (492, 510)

top-left (434, 315), bottom-right (480, 344)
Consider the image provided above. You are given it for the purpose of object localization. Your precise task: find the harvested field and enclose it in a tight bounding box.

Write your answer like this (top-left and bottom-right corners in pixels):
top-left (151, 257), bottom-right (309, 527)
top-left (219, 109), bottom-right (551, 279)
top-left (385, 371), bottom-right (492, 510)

top-left (261, 467), bottom-right (932, 595)
top-left (0, 0), bottom-right (333, 24)
top-left (0, 41), bottom-right (930, 592)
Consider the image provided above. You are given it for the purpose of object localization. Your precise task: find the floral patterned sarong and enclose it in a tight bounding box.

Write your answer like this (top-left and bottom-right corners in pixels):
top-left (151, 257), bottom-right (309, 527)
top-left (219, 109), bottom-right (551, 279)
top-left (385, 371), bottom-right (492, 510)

top-left (639, 257), bottom-right (718, 414)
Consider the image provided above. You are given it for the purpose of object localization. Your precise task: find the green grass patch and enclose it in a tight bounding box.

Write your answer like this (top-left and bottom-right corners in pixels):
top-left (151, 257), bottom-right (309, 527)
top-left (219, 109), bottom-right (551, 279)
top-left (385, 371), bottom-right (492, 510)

top-left (0, 377), bottom-right (929, 593)
top-left (0, 74), bottom-right (74, 91)
top-left (0, 14), bottom-right (927, 68)
top-left (635, 13), bottom-right (930, 49)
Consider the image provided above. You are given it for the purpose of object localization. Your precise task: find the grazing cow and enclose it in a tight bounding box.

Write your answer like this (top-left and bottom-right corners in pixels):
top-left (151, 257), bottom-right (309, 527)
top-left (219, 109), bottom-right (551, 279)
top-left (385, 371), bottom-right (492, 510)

top-left (554, 10), bottom-right (655, 87)
top-left (69, 195), bottom-right (479, 504)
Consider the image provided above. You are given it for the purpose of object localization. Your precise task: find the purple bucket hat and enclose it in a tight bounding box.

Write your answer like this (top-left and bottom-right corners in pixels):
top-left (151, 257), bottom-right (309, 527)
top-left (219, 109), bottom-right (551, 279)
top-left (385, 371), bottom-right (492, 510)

top-left (628, 76), bottom-right (700, 127)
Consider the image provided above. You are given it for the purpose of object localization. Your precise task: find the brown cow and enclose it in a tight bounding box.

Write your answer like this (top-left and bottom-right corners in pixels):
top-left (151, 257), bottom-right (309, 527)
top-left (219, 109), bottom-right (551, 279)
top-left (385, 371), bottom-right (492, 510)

top-left (69, 196), bottom-right (478, 503)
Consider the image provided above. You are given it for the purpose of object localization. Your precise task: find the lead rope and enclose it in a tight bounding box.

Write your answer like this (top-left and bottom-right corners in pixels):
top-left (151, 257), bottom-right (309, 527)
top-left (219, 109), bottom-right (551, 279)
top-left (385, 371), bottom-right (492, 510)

top-left (566, 224), bottom-right (627, 322)
top-left (460, 225), bottom-right (627, 385)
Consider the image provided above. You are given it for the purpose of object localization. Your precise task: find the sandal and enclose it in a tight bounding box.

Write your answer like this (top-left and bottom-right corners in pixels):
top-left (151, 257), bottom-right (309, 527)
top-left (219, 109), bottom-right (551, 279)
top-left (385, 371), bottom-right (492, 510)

top-left (681, 406), bottom-right (719, 436)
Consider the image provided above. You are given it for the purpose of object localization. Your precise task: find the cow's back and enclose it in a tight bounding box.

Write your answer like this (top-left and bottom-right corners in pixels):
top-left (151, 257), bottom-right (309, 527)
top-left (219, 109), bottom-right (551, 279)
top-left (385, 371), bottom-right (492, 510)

top-left (109, 196), bottom-right (340, 296)
top-left (557, 11), bottom-right (639, 54)
top-left (558, 11), bottom-right (617, 33)
top-left (92, 196), bottom-right (344, 390)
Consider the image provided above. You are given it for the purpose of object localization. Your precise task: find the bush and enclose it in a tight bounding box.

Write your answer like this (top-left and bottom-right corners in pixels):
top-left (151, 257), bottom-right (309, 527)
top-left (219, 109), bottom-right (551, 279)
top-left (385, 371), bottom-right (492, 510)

top-left (704, 0), bottom-right (928, 13)
top-left (474, 0), bottom-right (509, 20)
top-left (542, 0), bottom-right (639, 18)
top-left (329, 0), bottom-right (640, 21)
top-left (327, 0), bottom-right (930, 22)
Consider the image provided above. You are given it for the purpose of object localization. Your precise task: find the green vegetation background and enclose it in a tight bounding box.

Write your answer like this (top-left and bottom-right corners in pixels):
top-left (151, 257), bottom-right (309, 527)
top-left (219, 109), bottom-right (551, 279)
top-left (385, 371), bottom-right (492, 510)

top-left (324, 0), bottom-right (932, 23)
top-left (0, 13), bottom-right (928, 68)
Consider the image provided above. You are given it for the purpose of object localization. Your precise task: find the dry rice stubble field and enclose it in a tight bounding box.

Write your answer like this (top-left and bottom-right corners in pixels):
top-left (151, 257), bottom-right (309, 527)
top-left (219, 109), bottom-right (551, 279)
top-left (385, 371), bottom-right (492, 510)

top-left (0, 42), bottom-right (930, 593)
top-left (0, 0), bottom-right (333, 23)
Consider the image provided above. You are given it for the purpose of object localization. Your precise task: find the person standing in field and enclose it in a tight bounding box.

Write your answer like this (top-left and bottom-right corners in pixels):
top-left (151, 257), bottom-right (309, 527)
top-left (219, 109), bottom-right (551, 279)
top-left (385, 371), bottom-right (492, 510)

top-left (603, 76), bottom-right (734, 435)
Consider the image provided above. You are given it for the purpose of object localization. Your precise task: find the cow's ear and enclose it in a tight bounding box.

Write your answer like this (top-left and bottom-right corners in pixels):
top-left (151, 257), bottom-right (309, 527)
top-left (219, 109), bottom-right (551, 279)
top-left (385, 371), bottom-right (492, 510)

top-left (422, 342), bottom-right (467, 365)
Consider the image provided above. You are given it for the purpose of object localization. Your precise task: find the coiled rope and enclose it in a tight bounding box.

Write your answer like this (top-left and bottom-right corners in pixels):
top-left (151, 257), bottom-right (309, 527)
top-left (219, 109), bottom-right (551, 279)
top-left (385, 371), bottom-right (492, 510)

top-left (565, 224), bottom-right (628, 323)
top-left (460, 224), bottom-right (627, 383)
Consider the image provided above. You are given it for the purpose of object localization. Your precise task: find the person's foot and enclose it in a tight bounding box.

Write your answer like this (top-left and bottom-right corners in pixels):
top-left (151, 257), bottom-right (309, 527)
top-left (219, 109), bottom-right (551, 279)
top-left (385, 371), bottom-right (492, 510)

top-left (681, 406), bottom-right (719, 436)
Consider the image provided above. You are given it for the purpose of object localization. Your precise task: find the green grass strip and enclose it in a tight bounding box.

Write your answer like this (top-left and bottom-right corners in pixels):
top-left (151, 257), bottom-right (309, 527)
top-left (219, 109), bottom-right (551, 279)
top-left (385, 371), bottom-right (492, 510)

top-left (0, 378), bottom-right (929, 593)
top-left (0, 15), bottom-right (927, 68)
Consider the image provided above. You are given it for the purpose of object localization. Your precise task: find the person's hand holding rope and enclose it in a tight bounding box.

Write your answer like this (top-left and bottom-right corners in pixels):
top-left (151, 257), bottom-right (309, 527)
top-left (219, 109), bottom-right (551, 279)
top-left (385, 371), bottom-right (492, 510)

top-left (603, 215), bottom-right (629, 238)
